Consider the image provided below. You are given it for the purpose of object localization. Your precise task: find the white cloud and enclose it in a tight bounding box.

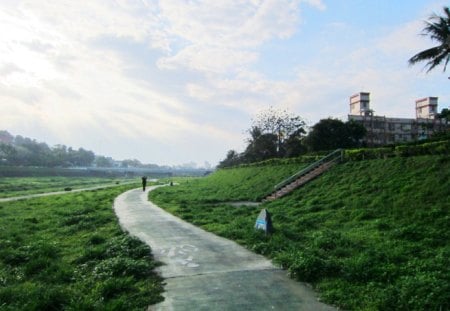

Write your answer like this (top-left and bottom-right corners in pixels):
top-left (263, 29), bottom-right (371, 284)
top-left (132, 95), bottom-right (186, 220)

top-left (157, 0), bottom-right (303, 73)
top-left (157, 45), bottom-right (259, 73)
top-left (301, 0), bottom-right (326, 11)
top-left (375, 20), bottom-right (429, 59)
top-left (2, 0), bottom-right (444, 166)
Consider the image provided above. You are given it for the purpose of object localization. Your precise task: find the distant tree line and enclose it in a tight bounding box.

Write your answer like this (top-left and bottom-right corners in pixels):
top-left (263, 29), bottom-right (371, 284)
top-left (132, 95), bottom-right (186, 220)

top-left (0, 130), bottom-right (161, 169)
top-left (218, 108), bottom-right (367, 168)
top-left (0, 130), bottom-right (95, 167)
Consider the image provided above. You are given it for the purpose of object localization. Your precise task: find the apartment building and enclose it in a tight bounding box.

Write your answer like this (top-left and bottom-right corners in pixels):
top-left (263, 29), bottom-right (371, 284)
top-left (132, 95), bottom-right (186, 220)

top-left (348, 92), bottom-right (448, 146)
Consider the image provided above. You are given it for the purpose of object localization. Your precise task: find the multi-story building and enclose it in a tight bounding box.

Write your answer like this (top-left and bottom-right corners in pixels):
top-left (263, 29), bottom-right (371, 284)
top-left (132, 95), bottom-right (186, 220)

top-left (348, 92), bottom-right (448, 146)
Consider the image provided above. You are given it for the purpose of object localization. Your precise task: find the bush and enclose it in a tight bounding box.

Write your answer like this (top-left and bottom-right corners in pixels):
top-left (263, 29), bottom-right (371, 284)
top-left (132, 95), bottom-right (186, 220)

top-left (344, 147), bottom-right (394, 161)
top-left (395, 140), bottom-right (450, 157)
top-left (345, 140), bottom-right (449, 161)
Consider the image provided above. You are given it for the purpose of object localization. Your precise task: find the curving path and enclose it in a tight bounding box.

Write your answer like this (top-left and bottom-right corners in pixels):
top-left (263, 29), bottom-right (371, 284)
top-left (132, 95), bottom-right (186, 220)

top-left (113, 187), bottom-right (336, 311)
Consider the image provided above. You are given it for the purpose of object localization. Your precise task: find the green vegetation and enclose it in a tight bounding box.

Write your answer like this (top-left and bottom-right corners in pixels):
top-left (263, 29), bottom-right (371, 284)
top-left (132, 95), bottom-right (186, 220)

top-left (150, 155), bottom-right (450, 310)
top-left (344, 139), bottom-right (449, 161)
top-left (408, 6), bottom-right (450, 73)
top-left (0, 185), bottom-right (164, 310)
top-left (154, 161), bottom-right (309, 206)
top-left (0, 177), bottom-right (137, 198)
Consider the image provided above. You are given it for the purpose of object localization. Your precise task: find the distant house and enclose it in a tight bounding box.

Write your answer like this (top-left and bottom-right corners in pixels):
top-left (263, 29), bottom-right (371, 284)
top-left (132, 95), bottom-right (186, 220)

top-left (348, 92), bottom-right (448, 146)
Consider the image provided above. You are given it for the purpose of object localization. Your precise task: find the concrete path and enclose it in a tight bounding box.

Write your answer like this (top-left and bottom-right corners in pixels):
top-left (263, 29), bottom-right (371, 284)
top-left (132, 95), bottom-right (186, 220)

top-left (113, 187), bottom-right (336, 311)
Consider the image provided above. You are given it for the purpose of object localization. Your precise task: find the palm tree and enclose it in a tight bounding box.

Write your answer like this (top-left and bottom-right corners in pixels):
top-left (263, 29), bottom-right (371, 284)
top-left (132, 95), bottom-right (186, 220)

top-left (409, 6), bottom-right (450, 73)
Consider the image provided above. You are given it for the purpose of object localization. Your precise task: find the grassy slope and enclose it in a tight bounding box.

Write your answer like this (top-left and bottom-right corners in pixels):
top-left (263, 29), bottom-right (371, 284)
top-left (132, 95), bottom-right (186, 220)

top-left (150, 155), bottom-right (450, 310)
top-left (155, 162), bottom-right (309, 209)
top-left (0, 185), bottom-right (163, 310)
top-left (0, 177), bottom-right (137, 198)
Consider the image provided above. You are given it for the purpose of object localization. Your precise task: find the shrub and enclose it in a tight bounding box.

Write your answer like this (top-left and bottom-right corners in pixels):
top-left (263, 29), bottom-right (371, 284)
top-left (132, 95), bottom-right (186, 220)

top-left (395, 140), bottom-right (449, 157)
top-left (345, 140), bottom-right (449, 161)
top-left (344, 147), bottom-right (394, 161)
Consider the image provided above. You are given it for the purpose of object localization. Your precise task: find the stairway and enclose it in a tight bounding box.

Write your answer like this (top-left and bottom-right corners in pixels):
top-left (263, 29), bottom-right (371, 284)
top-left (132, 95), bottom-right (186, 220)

top-left (264, 149), bottom-right (343, 202)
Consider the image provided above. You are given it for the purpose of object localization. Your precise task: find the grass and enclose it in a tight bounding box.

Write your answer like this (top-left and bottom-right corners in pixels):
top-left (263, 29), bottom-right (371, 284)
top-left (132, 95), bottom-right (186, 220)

top-left (149, 155), bottom-right (450, 310)
top-left (152, 161), bottom-right (309, 209)
top-left (0, 177), bottom-right (138, 198)
top-left (0, 184), bottom-right (164, 310)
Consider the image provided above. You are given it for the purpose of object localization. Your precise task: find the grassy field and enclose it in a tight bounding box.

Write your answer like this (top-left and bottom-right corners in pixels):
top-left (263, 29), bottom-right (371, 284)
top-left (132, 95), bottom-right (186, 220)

top-left (150, 155), bottom-right (450, 310)
top-left (0, 177), bottom-right (138, 198)
top-left (0, 184), bottom-right (164, 310)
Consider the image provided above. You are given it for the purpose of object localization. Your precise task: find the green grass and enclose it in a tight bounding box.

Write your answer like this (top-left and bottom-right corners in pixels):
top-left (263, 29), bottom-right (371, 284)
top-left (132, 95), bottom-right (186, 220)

top-left (151, 162), bottom-right (309, 208)
top-left (0, 185), bottom-right (164, 310)
top-left (149, 155), bottom-right (450, 310)
top-left (0, 177), bottom-right (137, 198)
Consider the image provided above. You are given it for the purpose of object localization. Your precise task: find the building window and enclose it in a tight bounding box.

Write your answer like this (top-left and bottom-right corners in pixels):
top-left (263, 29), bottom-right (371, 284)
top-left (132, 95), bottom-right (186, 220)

top-left (402, 124), bottom-right (411, 131)
top-left (374, 121), bottom-right (384, 129)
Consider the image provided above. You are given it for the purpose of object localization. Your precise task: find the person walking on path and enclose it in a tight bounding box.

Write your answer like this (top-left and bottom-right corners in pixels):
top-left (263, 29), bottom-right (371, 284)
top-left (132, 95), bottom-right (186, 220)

top-left (141, 176), bottom-right (147, 191)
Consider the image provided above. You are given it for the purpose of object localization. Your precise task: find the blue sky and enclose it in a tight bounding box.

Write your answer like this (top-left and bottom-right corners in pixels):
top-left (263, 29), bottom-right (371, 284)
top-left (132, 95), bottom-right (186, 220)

top-left (0, 0), bottom-right (448, 166)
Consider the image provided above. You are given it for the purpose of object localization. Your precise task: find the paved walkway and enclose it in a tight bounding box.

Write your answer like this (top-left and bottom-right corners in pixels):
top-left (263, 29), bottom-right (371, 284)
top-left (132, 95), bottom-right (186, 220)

top-left (113, 187), bottom-right (336, 311)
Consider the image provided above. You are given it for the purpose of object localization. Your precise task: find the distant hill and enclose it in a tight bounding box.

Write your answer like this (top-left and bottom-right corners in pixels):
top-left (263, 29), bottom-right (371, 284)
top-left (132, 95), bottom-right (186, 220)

top-left (0, 131), bottom-right (209, 176)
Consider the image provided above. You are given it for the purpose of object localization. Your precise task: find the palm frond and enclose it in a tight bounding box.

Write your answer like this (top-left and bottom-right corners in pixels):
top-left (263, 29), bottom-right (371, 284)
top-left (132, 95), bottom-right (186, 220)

top-left (409, 6), bottom-right (450, 73)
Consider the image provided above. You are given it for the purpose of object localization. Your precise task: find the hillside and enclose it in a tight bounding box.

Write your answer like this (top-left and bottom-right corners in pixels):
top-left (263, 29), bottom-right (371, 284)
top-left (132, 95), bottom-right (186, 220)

top-left (160, 160), bottom-right (311, 204)
top-left (150, 154), bottom-right (450, 310)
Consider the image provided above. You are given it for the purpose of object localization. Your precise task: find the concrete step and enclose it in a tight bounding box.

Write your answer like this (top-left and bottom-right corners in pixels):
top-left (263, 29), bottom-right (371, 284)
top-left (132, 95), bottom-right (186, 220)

top-left (265, 160), bottom-right (337, 201)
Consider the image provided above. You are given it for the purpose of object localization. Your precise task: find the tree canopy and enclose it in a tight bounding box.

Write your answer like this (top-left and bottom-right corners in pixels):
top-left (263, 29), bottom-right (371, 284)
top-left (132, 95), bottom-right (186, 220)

top-left (251, 107), bottom-right (307, 156)
top-left (409, 6), bottom-right (450, 73)
top-left (304, 118), bottom-right (366, 152)
top-left (0, 132), bottom-right (96, 167)
top-left (0, 132), bottom-right (130, 169)
top-left (218, 108), bottom-right (308, 168)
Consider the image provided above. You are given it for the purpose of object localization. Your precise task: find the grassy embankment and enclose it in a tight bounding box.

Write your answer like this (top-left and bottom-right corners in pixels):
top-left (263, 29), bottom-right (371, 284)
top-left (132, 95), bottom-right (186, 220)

top-left (0, 184), bottom-right (164, 310)
top-left (0, 177), bottom-right (137, 198)
top-left (154, 160), bottom-right (313, 210)
top-left (150, 155), bottom-right (450, 310)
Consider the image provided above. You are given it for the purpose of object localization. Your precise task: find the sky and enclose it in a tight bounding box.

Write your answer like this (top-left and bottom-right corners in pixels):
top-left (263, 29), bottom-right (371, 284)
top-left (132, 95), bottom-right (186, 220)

top-left (0, 0), bottom-right (449, 167)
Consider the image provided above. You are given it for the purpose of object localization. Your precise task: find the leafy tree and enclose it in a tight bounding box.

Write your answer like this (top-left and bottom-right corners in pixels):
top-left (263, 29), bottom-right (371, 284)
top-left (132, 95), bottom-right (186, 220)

top-left (94, 155), bottom-right (115, 168)
top-left (409, 6), bottom-right (450, 73)
top-left (304, 118), bottom-right (366, 152)
top-left (243, 126), bottom-right (278, 162)
top-left (283, 134), bottom-right (308, 157)
top-left (0, 130), bottom-right (14, 144)
top-left (51, 144), bottom-right (70, 167)
top-left (60, 147), bottom-right (94, 167)
top-left (11, 136), bottom-right (51, 166)
top-left (251, 107), bottom-right (306, 156)
top-left (217, 150), bottom-right (241, 168)
top-left (438, 108), bottom-right (450, 122)
top-left (218, 108), bottom-right (307, 167)
top-left (0, 143), bottom-right (17, 164)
